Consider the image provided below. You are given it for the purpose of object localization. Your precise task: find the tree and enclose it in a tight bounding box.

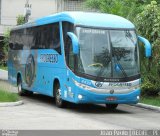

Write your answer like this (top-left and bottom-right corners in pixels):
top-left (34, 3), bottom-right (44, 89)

top-left (16, 15), bottom-right (25, 25)
top-left (0, 29), bottom-right (10, 66)
top-left (135, 1), bottom-right (160, 96)
top-left (85, 0), bottom-right (160, 21)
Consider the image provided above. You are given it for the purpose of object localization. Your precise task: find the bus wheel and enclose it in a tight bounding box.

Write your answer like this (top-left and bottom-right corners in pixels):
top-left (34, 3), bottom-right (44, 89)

top-left (17, 77), bottom-right (26, 96)
top-left (105, 104), bottom-right (118, 110)
top-left (26, 90), bottom-right (33, 96)
top-left (54, 83), bottom-right (66, 108)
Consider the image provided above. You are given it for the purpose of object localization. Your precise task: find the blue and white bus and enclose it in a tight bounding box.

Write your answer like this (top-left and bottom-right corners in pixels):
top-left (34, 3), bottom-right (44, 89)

top-left (8, 12), bottom-right (151, 109)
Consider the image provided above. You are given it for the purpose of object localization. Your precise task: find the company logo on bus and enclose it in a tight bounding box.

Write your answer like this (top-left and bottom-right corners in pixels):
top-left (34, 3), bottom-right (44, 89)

top-left (110, 89), bottom-right (114, 94)
top-left (95, 82), bottom-right (103, 88)
top-left (40, 54), bottom-right (58, 63)
top-left (109, 82), bottom-right (132, 87)
top-left (25, 54), bottom-right (35, 87)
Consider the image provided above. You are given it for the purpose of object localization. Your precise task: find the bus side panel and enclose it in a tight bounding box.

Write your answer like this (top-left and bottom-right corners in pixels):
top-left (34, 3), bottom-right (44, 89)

top-left (8, 50), bottom-right (14, 84)
top-left (61, 68), bottom-right (80, 103)
top-left (22, 49), bottom-right (67, 97)
top-left (8, 50), bottom-right (27, 86)
top-left (36, 49), bottom-right (66, 96)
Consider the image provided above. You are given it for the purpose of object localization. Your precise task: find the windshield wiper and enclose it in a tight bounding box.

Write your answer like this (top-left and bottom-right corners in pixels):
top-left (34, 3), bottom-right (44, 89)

top-left (111, 45), bottom-right (128, 78)
top-left (114, 60), bottom-right (127, 77)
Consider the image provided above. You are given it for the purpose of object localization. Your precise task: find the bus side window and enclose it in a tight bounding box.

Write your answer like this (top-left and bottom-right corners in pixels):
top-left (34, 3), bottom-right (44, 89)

top-left (66, 37), bottom-right (74, 70)
top-left (14, 30), bottom-right (23, 50)
top-left (27, 27), bottom-right (35, 49)
top-left (9, 31), bottom-right (15, 50)
top-left (62, 22), bottom-right (74, 69)
top-left (52, 23), bottom-right (61, 54)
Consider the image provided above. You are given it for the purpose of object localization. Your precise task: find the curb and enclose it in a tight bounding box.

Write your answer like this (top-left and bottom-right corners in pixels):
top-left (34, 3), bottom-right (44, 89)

top-left (133, 103), bottom-right (160, 112)
top-left (0, 79), bottom-right (8, 82)
top-left (0, 100), bottom-right (23, 107)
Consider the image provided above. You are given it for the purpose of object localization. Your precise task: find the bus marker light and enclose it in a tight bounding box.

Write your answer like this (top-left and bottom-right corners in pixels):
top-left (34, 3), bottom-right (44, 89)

top-left (137, 96), bottom-right (140, 100)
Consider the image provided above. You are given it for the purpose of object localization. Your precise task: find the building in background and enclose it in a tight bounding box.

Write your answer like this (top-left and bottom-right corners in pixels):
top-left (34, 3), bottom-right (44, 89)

top-left (57, 0), bottom-right (86, 12)
top-left (0, 0), bottom-right (87, 36)
top-left (0, 0), bottom-right (88, 62)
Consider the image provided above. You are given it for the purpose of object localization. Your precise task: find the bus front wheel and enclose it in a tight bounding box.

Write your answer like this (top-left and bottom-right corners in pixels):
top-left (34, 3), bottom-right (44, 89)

top-left (105, 104), bottom-right (118, 110)
top-left (54, 83), bottom-right (66, 108)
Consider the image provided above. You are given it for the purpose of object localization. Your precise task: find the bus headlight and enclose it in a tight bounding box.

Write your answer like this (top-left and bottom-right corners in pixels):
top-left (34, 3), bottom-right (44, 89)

top-left (78, 94), bottom-right (83, 100)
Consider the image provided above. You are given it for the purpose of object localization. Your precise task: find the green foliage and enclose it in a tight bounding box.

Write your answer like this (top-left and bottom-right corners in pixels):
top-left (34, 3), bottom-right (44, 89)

top-left (0, 89), bottom-right (19, 102)
top-left (3, 29), bottom-right (10, 54)
top-left (1, 29), bottom-right (10, 66)
top-left (16, 15), bottom-right (25, 25)
top-left (85, 0), bottom-right (160, 21)
top-left (140, 96), bottom-right (160, 106)
top-left (85, 0), bottom-right (152, 21)
top-left (135, 1), bottom-right (160, 96)
top-left (135, 1), bottom-right (160, 42)
top-left (0, 65), bottom-right (7, 70)
top-left (141, 78), bottom-right (159, 96)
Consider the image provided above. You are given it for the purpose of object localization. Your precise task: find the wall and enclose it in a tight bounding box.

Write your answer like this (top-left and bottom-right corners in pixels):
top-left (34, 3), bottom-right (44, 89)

top-left (1, 0), bottom-right (57, 25)
top-left (0, 0), bottom-right (86, 35)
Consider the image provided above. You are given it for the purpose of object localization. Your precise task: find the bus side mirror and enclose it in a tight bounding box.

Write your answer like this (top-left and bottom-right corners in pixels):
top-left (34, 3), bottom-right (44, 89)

top-left (67, 32), bottom-right (79, 54)
top-left (138, 36), bottom-right (151, 57)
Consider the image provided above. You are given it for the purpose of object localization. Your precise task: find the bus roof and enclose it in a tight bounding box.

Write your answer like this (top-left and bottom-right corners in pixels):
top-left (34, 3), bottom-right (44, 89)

top-left (13, 12), bottom-right (135, 30)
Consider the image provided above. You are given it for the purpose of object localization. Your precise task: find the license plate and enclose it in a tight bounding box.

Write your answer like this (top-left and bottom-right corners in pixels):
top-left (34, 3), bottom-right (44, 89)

top-left (106, 97), bottom-right (117, 101)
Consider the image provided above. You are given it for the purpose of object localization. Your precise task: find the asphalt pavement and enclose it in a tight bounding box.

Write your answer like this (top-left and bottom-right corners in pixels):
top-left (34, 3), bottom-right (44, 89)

top-left (0, 69), bottom-right (160, 130)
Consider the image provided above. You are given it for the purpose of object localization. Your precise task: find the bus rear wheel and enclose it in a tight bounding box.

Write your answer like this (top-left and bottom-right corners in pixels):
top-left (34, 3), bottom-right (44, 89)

top-left (54, 83), bottom-right (66, 108)
top-left (105, 104), bottom-right (118, 110)
top-left (17, 77), bottom-right (26, 96)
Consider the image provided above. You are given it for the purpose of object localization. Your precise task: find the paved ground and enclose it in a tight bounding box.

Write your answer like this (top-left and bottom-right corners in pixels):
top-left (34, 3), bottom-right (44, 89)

top-left (0, 70), bottom-right (160, 130)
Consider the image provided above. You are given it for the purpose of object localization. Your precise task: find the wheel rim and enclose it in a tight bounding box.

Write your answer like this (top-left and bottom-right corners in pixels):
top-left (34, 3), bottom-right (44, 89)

top-left (18, 82), bottom-right (22, 94)
top-left (56, 88), bottom-right (62, 105)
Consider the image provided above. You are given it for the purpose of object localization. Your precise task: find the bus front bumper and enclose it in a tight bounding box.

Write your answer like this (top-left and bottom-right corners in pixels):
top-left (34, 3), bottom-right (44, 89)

top-left (74, 88), bottom-right (140, 104)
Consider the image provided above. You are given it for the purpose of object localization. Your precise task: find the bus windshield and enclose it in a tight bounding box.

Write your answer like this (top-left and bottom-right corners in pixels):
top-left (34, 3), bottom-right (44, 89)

top-left (76, 27), bottom-right (140, 79)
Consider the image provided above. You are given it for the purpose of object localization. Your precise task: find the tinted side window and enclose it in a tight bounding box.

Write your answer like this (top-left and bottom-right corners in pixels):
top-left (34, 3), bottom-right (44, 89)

top-left (31, 23), bottom-right (61, 53)
top-left (52, 23), bottom-right (61, 54)
top-left (27, 27), bottom-right (35, 49)
top-left (68, 39), bottom-right (74, 70)
top-left (62, 22), bottom-right (74, 68)
top-left (22, 29), bottom-right (30, 49)
top-left (10, 23), bottom-right (61, 52)
top-left (62, 22), bottom-right (74, 48)
top-left (9, 31), bottom-right (15, 50)
top-left (11, 30), bottom-right (24, 50)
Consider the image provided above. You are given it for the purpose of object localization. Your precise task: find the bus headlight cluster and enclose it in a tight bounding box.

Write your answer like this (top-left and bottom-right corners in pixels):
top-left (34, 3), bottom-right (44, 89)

top-left (72, 79), bottom-right (94, 91)
top-left (72, 78), bottom-right (140, 94)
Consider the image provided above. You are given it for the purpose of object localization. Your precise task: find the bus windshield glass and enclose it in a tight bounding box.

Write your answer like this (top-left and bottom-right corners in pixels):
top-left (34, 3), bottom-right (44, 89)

top-left (76, 27), bottom-right (140, 79)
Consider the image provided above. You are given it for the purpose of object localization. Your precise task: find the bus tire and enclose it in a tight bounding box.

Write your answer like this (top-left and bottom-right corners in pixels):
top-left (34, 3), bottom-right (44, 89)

top-left (105, 104), bottom-right (118, 110)
top-left (17, 76), bottom-right (26, 96)
top-left (54, 82), bottom-right (66, 108)
top-left (26, 90), bottom-right (34, 96)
